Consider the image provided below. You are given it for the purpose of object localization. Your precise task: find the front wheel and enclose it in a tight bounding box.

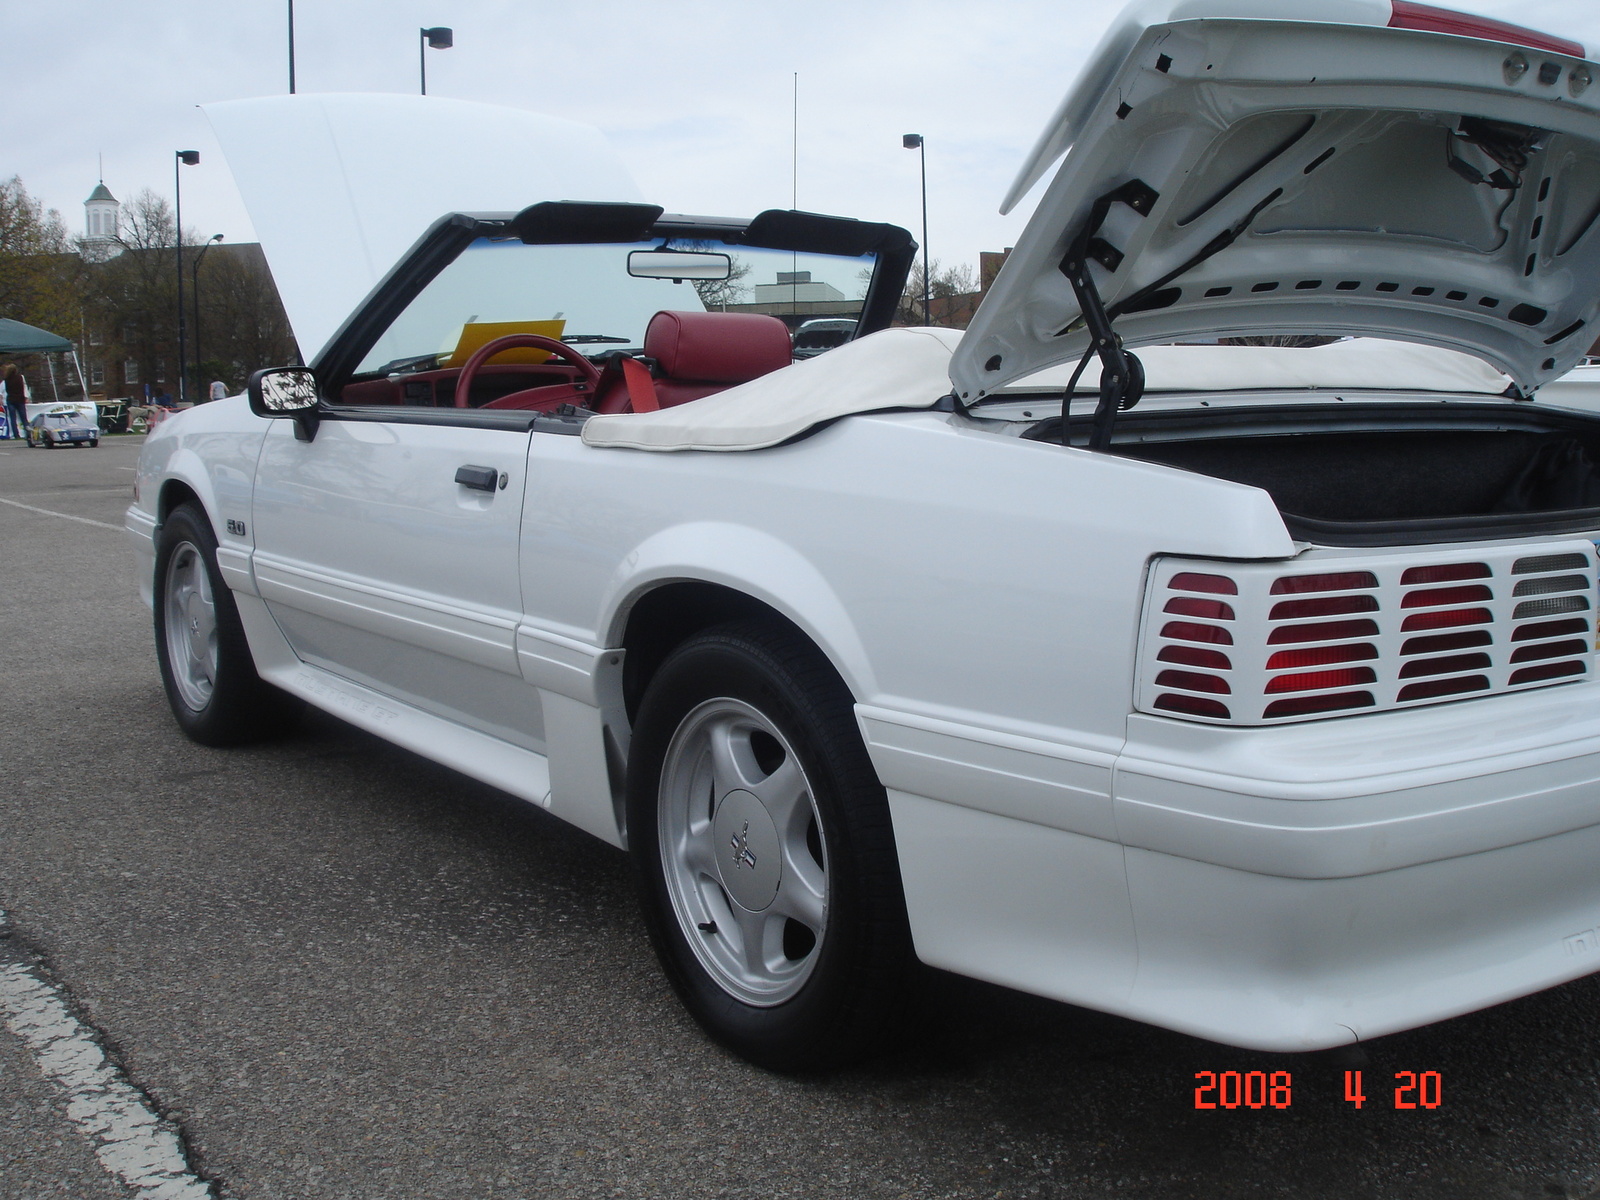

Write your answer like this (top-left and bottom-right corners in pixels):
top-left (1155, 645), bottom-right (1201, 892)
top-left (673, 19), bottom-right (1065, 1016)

top-left (153, 503), bottom-right (302, 746)
top-left (627, 622), bottom-right (912, 1072)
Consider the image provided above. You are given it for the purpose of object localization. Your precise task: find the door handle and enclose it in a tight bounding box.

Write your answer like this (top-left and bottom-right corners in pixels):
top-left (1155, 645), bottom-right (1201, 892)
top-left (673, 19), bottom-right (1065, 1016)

top-left (455, 464), bottom-right (503, 492)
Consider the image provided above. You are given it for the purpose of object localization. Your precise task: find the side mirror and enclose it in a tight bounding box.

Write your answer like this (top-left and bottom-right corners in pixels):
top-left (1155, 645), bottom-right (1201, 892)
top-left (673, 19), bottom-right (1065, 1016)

top-left (627, 249), bottom-right (732, 282)
top-left (248, 366), bottom-right (320, 441)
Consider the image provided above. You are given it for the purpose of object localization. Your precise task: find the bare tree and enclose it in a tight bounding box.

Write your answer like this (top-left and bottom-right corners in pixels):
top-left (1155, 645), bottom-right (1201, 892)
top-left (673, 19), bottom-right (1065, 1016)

top-left (78, 189), bottom-right (189, 393)
top-left (692, 257), bottom-right (752, 311)
top-left (193, 245), bottom-right (298, 387)
top-left (896, 258), bottom-right (980, 328)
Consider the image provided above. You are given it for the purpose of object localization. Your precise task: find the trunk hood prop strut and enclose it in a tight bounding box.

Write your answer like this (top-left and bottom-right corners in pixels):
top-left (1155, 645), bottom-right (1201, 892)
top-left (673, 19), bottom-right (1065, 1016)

top-left (1058, 178), bottom-right (1304, 449)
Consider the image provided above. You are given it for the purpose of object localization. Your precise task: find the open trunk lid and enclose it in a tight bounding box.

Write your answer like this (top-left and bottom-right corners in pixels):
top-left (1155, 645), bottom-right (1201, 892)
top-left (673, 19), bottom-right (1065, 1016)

top-left (951, 1), bottom-right (1600, 403)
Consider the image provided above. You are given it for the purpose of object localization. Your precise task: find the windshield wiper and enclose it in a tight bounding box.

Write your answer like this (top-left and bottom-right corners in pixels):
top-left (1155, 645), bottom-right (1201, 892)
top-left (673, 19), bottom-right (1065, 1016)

top-left (561, 334), bottom-right (632, 345)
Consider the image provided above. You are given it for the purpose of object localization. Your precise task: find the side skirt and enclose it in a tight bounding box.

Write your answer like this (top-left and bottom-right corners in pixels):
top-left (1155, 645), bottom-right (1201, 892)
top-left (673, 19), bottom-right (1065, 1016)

top-left (250, 632), bottom-right (555, 815)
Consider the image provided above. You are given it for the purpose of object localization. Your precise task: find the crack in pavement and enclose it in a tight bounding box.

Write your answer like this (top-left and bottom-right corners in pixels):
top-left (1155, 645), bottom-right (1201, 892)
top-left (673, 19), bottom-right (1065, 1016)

top-left (0, 908), bottom-right (220, 1199)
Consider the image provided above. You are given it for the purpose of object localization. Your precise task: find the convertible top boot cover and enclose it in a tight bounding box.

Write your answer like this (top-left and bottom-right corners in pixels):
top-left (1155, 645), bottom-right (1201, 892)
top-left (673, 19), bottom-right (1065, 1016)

top-left (581, 327), bottom-right (963, 452)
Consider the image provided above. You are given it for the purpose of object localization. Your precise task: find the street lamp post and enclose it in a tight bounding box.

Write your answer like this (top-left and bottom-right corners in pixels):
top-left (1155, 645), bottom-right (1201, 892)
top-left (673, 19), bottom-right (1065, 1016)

top-left (192, 234), bottom-right (224, 398)
top-left (902, 134), bottom-right (930, 326)
top-left (174, 150), bottom-right (200, 405)
top-left (420, 26), bottom-right (453, 95)
top-left (288, 0), bottom-right (296, 92)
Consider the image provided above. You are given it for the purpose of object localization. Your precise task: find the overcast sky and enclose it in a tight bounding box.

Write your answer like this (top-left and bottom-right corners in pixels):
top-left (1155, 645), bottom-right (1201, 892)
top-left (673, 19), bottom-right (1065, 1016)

top-left (8, 0), bottom-right (1600, 283)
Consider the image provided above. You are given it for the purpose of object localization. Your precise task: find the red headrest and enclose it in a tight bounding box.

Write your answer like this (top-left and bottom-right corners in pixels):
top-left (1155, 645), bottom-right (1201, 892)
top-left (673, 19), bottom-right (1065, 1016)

top-left (644, 311), bottom-right (793, 384)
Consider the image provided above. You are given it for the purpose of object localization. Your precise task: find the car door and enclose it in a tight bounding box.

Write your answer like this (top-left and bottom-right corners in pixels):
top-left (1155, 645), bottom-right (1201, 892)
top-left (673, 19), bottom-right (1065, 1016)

top-left (250, 412), bottom-right (543, 749)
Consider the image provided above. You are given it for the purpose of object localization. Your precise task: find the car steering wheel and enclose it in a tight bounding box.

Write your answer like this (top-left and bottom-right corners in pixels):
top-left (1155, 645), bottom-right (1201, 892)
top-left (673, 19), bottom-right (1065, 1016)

top-left (453, 333), bottom-right (601, 408)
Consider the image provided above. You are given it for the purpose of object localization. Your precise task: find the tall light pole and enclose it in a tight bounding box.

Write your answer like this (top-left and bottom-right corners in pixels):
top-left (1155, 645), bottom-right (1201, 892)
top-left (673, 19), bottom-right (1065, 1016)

top-left (192, 234), bottom-right (223, 398)
top-left (288, 0), bottom-right (296, 93)
top-left (174, 150), bottom-right (200, 405)
top-left (420, 26), bottom-right (453, 95)
top-left (902, 134), bottom-right (930, 325)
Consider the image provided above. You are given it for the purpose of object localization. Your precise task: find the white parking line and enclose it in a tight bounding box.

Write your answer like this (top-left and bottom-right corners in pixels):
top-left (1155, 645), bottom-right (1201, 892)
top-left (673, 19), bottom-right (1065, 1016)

top-left (0, 496), bottom-right (122, 532)
top-left (0, 918), bottom-right (215, 1198)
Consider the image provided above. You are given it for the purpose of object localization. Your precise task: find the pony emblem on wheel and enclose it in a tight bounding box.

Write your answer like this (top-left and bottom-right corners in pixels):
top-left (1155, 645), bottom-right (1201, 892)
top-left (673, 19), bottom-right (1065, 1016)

top-left (730, 821), bottom-right (759, 871)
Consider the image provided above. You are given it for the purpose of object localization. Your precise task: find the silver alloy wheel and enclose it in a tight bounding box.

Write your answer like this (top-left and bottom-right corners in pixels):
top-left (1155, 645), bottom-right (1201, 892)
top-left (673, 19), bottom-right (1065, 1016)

top-left (162, 540), bottom-right (218, 712)
top-left (657, 697), bottom-right (829, 1006)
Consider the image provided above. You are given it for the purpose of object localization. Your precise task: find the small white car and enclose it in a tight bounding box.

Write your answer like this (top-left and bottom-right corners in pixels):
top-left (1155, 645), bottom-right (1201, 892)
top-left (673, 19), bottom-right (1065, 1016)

top-left (131, 1), bottom-right (1600, 1070)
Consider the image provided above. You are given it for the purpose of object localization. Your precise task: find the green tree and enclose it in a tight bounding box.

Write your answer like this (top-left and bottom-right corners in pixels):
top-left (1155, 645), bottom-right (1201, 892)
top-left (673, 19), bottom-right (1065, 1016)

top-left (0, 176), bottom-right (77, 336)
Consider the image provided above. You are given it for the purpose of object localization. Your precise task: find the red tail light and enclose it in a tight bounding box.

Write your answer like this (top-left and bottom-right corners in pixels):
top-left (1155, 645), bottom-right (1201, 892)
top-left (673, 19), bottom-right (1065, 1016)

top-left (1401, 584), bottom-right (1493, 607)
top-left (1388, 1), bottom-right (1584, 58)
top-left (1401, 562), bottom-right (1489, 584)
top-left (1510, 661), bottom-right (1586, 685)
top-left (1269, 595), bottom-right (1378, 620)
top-left (1270, 571), bottom-right (1377, 594)
top-left (1265, 667), bottom-right (1377, 693)
top-left (1263, 692), bottom-right (1375, 719)
top-left (1156, 669), bottom-right (1230, 694)
top-left (1164, 596), bottom-right (1235, 619)
top-left (1142, 546), bottom-right (1594, 727)
top-left (1171, 572), bottom-right (1237, 595)
top-left (1268, 618), bottom-right (1379, 643)
top-left (1158, 645), bottom-right (1231, 670)
top-left (1401, 607), bottom-right (1492, 631)
top-left (1154, 694), bottom-right (1231, 719)
top-left (1397, 675), bottom-right (1490, 702)
top-left (1163, 621), bottom-right (1233, 645)
top-left (1266, 644), bottom-right (1377, 669)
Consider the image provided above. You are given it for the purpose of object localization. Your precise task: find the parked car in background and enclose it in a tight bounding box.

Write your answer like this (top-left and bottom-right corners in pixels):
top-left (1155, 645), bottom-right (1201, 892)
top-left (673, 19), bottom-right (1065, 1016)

top-left (131, 1), bottom-right (1600, 1072)
top-left (791, 318), bottom-right (857, 359)
top-left (29, 406), bottom-right (99, 448)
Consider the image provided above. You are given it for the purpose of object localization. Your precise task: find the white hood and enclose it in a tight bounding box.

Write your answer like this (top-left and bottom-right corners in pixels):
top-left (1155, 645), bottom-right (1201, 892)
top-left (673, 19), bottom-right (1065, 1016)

top-left (205, 94), bottom-right (641, 362)
top-left (952, 1), bottom-right (1600, 402)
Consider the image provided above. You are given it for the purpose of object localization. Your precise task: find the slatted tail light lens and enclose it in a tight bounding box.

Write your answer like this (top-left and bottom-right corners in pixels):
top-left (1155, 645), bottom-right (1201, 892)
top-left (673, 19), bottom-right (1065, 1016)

top-left (1153, 571), bottom-right (1239, 718)
top-left (1144, 548), bottom-right (1594, 727)
top-left (1258, 570), bottom-right (1382, 718)
top-left (1507, 553), bottom-right (1593, 688)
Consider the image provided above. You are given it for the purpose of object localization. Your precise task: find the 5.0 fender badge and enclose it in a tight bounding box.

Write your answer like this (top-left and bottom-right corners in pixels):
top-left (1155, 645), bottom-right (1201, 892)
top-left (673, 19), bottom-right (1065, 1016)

top-left (226, 519), bottom-right (247, 537)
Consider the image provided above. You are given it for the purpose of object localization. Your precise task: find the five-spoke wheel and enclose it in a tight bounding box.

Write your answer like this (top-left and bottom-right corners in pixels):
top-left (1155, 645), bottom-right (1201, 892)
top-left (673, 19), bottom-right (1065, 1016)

top-left (657, 697), bottom-right (831, 1006)
top-left (153, 503), bottom-right (302, 745)
top-left (628, 621), bottom-right (912, 1072)
top-left (162, 538), bottom-right (219, 712)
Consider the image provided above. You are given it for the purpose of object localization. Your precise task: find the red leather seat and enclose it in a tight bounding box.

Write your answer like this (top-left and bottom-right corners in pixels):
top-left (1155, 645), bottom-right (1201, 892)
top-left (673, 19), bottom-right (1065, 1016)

top-left (595, 310), bottom-right (793, 413)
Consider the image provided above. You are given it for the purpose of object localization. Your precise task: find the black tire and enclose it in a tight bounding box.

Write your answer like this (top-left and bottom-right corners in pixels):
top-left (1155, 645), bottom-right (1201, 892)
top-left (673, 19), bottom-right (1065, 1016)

top-left (627, 621), bottom-right (912, 1072)
top-left (153, 502), bottom-right (302, 746)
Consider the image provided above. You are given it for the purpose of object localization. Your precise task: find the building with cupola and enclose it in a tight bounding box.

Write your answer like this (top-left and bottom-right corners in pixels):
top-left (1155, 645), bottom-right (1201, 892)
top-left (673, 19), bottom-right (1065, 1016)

top-left (82, 180), bottom-right (121, 259)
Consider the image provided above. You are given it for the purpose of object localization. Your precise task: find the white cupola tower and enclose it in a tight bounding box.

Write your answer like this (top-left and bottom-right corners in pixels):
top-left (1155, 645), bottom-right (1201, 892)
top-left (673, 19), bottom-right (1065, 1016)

top-left (84, 180), bottom-right (120, 246)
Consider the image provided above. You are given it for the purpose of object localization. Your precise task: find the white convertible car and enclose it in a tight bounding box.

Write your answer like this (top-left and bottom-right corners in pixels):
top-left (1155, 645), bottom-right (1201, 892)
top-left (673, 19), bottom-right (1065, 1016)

top-left (132, 0), bottom-right (1600, 1070)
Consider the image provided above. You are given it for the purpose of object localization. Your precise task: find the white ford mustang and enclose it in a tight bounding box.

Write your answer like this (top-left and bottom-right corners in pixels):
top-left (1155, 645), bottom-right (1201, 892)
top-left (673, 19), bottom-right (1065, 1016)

top-left (131, 0), bottom-right (1600, 1070)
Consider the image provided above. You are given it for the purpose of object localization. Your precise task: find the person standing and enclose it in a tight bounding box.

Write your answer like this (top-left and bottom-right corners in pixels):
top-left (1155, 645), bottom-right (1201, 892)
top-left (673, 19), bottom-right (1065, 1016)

top-left (3, 364), bottom-right (27, 443)
top-left (209, 379), bottom-right (228, 403)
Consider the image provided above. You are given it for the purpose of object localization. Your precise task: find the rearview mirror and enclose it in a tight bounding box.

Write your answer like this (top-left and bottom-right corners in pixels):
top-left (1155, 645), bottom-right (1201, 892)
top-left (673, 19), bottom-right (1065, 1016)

top-left (627, 250), bottom-right (732, 281)
top-left (248, 366), bottom-right (320, 440)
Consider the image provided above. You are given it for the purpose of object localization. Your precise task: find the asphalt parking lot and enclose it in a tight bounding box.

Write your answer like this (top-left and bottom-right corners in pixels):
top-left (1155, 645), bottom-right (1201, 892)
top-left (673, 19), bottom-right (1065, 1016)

top-left (3, 432), bottom-right (1600, 1200)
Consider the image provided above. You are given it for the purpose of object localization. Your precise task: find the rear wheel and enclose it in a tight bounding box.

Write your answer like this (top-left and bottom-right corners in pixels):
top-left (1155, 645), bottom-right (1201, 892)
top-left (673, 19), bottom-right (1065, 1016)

top-left (627, 622), bottom-right (912, 1072)
top-left (153, 503), bottom-right (302, 745)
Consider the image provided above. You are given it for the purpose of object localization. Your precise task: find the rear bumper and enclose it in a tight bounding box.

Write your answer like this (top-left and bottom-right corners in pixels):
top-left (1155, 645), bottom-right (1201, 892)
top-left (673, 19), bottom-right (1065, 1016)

top-left (868, 682), bottom-right (1600, 1050)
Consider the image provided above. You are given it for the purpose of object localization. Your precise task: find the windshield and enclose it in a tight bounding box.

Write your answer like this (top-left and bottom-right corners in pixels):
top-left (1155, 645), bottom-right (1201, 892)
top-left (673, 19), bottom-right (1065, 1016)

top-left (352, 236), bottom-right (876, 380)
